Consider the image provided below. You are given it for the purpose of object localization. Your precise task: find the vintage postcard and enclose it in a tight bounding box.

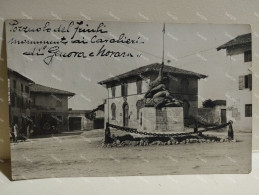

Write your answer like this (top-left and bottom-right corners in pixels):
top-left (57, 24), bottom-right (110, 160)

top-left (6, 20), bottom-right (252, 180)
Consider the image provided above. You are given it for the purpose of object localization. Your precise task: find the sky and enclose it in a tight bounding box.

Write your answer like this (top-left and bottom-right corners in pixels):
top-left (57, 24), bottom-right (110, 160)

top-left (6, 20), bottom-right (251, 110)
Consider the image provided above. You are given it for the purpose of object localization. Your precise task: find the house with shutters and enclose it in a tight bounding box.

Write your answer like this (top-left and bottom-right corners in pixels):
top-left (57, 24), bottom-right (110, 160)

top-left (217, 33), bottom-right (252, 132)
top-left (8, 68), bottom-right (75, 135)
top-left (8, 68), bottom-right (34, 131)
top-left (98, 63), bottom-right (207, 129)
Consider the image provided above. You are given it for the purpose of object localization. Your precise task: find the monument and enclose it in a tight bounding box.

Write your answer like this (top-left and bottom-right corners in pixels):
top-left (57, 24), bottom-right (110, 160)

top-left (139, 24), bottom-right (184, 132)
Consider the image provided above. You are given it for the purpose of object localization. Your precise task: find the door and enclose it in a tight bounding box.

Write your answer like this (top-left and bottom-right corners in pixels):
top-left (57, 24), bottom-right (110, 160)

top-left (123, 103), bottom-right (129, 127)
top-left (221, 109), bottom-right (226, 124)
top-left (183, 100), bottom-right (190, 119)
top-left (69, 117), bottom-right (82, 130)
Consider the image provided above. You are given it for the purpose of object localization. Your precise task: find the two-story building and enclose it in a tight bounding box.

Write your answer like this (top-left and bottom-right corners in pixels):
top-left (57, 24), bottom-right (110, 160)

top-left (8, 68), bottom-right (34, 132)
top-left (30, 84), bottom-right (75, 134)
top-left (98, 63), bottom-right (207, 129)
top-left (217, 33), bottom-right (252, 132)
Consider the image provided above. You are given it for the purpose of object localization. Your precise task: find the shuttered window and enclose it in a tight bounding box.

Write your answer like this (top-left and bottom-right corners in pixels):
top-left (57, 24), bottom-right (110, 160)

top-left (239, 75), bottom-right (245, 90)
top-left (244, 50), bottom-right (252, 62)
top-left (111, 86), bottom-right (116, 98)
top-left (121, 83), bottom-right (128, 96)
top-left (245, 104), bottom-right (252, 117)
top-left (248, 74), bottom-right (252, 90)
top-left (136, 80), bottom-right (142, 94)
top-left (25, 86), bottom-right (30, 93)
top-left (239, 74), bottom-right (252, 90)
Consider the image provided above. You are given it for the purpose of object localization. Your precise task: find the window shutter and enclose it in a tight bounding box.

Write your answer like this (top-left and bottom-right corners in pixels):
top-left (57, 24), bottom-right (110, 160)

top-left (125, 83), bottom-right (128, 96)
top-left (121, 84), bottom-right (124, 96)
top-left (248, 74), bottom-right (252, 90)
top-left (239, 75), bottom-right (245, 90)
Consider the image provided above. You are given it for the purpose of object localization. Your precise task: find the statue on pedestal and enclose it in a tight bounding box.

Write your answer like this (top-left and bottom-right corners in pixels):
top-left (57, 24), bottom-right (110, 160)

top-left (143, 63), bottom-right (183, 109)
top-left (142, 24), bottom-right (183, 109)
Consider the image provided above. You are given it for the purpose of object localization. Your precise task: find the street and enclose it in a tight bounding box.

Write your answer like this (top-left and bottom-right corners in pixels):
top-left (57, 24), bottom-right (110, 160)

top-left (11, 129), bottom-right (252, 180)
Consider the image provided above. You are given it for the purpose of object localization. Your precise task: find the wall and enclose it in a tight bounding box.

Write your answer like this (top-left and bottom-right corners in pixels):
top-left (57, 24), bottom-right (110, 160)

top-left (68, 112), bottom-right (93, 130)
top-left (108, 77), bottom-right (150, 98)
top-left (105, 93), bottom-right (144, 128)
top-left (95, 109), bottom-right (104, 118)
top-left (140, 107), bottom-right (184, 132)
top-left (224, 50), bottom-right (252, 132)
top-left (30, 93), bottom-right (69, 132)
top-left (8, 72), bottom-right (31, 129)
top-left (198, 105), bottom-right (226, 125)
top-left (31, 94), bottom-right (68, 112)
top-left (105, 74), bottom-right (200, 128)
top-left (226, 90), bottom-right (252, 132)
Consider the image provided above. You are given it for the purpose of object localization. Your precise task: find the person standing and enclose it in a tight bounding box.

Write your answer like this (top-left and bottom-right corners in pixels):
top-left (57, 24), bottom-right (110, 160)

top-left (13, 123), bottom-right (18, 142)
top-left (27, 123), bottom-right (30, 138)
top-left (10, 123), bottom-right (15, 142)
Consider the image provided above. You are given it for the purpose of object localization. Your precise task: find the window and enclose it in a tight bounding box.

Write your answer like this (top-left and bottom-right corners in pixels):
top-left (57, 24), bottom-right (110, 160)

top-left (136, 100), bottom-right (143, 120)
top-left (245, 104), bottom-right (252, 117)
top-left (239, 74), bottom-right (252, 90)
top-left (13, 80), bottom-right (16, 90)
top-left (25, 86), bottom-right (30, 93)
top-left (244, 50), bottom-right (252, 62)
top-left (32, 95), bottom-right (36, 106)
top-left (21, 96), bottom-right (24, 108)
top-left (111, 103), bottom-right (116, 120)
top-left (16, 96), bottom-right (20, 108)
top-left (121, 82), bottom-right (128, 96)
top-left (136, 80), bottom-right (142, 94)
top-left (111, 86), bottom-right (116, 98)
top-left (181, 78), bottom-right (189, 94)
top-left (21, 84), bottom-right (23, 93)
top-left (11, 92), bottom-right (15, 106)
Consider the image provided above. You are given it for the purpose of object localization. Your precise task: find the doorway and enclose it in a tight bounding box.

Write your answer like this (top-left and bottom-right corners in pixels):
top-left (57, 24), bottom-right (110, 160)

top-left (123, 103), bottom-right (129, 127)
top-left (221, 109), bottom-right (226, 124)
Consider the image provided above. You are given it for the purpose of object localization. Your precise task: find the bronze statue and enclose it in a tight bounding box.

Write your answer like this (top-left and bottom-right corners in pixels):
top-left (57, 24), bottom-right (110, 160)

top-left (143, 63), bottom-right (183, 109)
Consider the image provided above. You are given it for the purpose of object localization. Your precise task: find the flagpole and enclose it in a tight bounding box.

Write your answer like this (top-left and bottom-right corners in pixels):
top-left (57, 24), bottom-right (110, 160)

top-left (162, 23), bottom-right (165, 65)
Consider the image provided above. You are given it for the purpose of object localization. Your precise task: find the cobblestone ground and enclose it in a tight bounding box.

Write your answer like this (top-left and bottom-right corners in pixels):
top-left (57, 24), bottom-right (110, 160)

top-left (11, 129), bottom-right (252, 180)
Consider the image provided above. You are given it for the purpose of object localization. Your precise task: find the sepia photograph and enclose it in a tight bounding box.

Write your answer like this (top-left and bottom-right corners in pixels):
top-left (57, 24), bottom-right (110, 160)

top-left (6, 20), bottom-right (252, 180)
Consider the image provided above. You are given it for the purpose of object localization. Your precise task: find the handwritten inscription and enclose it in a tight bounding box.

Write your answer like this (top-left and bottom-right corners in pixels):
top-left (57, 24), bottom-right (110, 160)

top-left (7, 20), bottom-right (145, 65)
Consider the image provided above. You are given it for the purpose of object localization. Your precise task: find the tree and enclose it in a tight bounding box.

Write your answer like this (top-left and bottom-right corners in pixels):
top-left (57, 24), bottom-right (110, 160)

top-left (202, 99), bottom-right (215, 108)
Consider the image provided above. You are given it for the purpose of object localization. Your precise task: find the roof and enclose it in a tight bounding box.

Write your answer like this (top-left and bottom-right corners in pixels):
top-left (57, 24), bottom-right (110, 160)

top-left (30, 84), bottom-right (75, 96)
top-left (212, 100), bottom-right (226, 106)
top-left (8, 68), bottom-right (34, 83)
top-left (217, 33), bottom-right (251, 51)
top-left (98, 63), bottom-right (207, 85)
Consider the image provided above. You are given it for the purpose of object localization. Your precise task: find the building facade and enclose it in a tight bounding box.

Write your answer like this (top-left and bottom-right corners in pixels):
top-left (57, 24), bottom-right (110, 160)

top-left (198, 100), bottom-right (227, 125)
top-left (98, 63), bottom-right (207, 129)
top-left (217, 33), bottom-right (252, 132)
top-left (68, 110), bottom-right (94, 131)
top-left (30, 84), bottom-right (75, 134)
top-left (8, 68), bottom-right (34, 132)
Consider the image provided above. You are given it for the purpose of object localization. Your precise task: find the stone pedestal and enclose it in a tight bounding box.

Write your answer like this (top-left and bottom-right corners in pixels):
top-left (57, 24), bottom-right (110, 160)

top-left (139, 107), bottom-right (184, 132)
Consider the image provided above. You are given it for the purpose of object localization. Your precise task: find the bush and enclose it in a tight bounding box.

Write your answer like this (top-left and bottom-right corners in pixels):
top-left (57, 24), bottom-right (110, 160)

top-left (202, 99), bottom-right (215, 108)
